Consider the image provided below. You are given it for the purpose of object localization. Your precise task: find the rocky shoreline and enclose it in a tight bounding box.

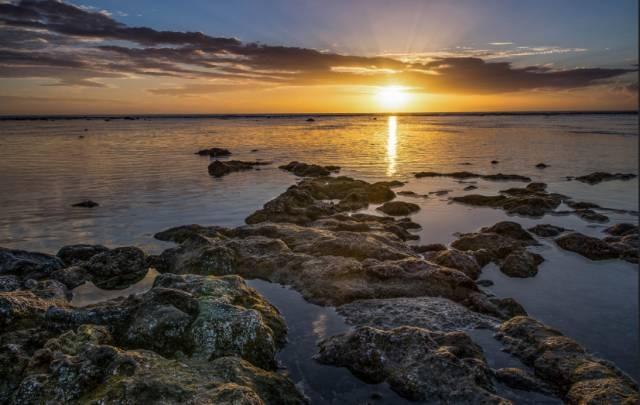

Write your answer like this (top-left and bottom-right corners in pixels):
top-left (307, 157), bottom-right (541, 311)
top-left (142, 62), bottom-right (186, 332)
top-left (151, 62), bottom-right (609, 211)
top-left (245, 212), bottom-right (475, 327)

top-left (1, 163), bottom-right (638, 404)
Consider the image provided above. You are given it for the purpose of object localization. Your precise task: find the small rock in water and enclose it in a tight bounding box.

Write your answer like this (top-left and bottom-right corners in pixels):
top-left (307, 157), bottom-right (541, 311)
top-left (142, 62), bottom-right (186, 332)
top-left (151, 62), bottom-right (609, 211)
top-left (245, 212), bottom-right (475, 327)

top-left (376, 201), bottom-right (420, 216)
top-left (574, 171), bottom-right (637, 185)
top-left (195, 147), bottom-right (232, 157)
top-left (71, 200), bottom-right (99, 208)
top-left (208, 160), bottom-right (271, 177)
top-left (528, 224), bottom-right (566, 237)
top-left (464, 185), bottom-right (478, 191)
top-left (476, 279), bottom-right (494, 287)
top-left (535, 163), bottom-right (549, 169)
top-left (491, 160), bottom-right (499, 164)
top-left (429, 189), bottom-right (451, 196)
top-left (306, 117), bottom-right (315, 122)
top-left (279, 161), bottom-right (340, 177)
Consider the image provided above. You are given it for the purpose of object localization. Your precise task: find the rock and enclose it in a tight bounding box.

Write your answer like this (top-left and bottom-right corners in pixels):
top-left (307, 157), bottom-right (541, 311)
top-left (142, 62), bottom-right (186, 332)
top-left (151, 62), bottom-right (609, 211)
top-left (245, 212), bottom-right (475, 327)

top-left (451, 222), bottom-right (536, 260)
top-left (429, 189), bottom-right (451, 196)
top-left (555, 232), bottom-right (621, 260)
top-left (8, 324), bottom-right (305, 404)
top-left (50, 266), bottom-right (91, 289)
top-left (376, 201), bottom-right (420, 216)
top-left (535, 163), bottom-right (549, 169)
top-left (491, 160), bottom-right (499, 164)
top-left (376, 180), bottom-right (405, 188)
top-left (0, 247), bottom-right (64, 280)
top-left (0, 275), bottom-right (20, 292)
top-left (499, 250), bottom-right (544, 278)
top-left (604, 223), bottom-right (638, 236)
top-left (71, 200), bottom-right (99, 208)
top-left (483, 221), bottom-right (536, 243)
top-left (306, 117), bottom-right (315, 122)
top-left (574, 209), bottom-right (609, 223)
top-left (496, 316), bottom-right (639, 403)
top-left (574, 172), bottom-right (637, 185)
top-left (528, 224), bottom-right (566, 237)
top-left (411, 243), bottom-right (446, 253)
top-left (84, 247), bottom-right (148, 289)
top-left (464, 185), bottom-right (478, 191)
top-left (494, 368), bottom-right (552, 393)
top-left (246, 176), bottom-right (395, 224)
top-left (415, 171), bottom-right (531, 182)
top-left (566, 200), bottom-right (601, 210)
top-left (208, 160), bottom-right (271, 177)
top-left (336, 296), bottom-right (498, 332)
top-left (397, 190), bottom-right (428, 197)
top-left (452, 184), bottom-right (564, 218)
top-left (154, 224), bottom-right (227, 244)
top-left (279, 161), bottom-right (340, 177)
top-left (195, 147), bottom-right (231, 157)
top-left (429, 249), bottom-right (482, 280)
top-left (45, 273), bottom-right (286, 371)
top-left (56, 244), bottom-right (110, 266)
top-left (316, 326), bottom-right (507, 403)
top-left (1, 289), bottom-right (68, 329)
top-left (476, 279), bottom-right (494, 287)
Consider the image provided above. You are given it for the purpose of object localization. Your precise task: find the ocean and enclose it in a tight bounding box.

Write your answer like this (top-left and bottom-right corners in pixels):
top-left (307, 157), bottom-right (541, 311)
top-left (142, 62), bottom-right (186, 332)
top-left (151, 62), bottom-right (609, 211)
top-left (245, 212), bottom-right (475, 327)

top-left (0, 113), bottom-right (638, 394)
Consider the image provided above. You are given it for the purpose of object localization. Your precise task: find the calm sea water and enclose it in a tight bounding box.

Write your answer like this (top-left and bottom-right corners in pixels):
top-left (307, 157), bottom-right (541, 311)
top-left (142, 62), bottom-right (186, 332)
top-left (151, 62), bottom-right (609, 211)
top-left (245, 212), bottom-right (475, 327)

top-left (0, 114), bottom-right (638, 383)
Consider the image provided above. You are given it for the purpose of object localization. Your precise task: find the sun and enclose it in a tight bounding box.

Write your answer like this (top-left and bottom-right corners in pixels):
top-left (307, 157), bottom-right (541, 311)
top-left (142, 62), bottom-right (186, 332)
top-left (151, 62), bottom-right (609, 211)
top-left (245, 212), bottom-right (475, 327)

top-left (376, 85), bottom-right (410, 110)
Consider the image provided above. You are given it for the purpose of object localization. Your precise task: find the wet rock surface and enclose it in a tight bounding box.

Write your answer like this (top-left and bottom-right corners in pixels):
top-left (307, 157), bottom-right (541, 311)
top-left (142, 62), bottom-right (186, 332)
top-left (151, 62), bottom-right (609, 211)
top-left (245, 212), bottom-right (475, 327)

top-left (574, 171), bottom-right (637, 185)
top-left (245, 176), bottom-right (396, 224)
top-left (208, 159), bottom-right (271, 177)
top-left (415, 170), bottom-right (531, 182)
top-left (279, 161), bottom-right (340, 177)
top-left (316, 326), bottom-right (508, 403)
top-left (497, 316), bottom-right (639, 403)
top-left (451, 221), bottom-right (544, 278)
top-left (555, 232), bottom-right (638, 262)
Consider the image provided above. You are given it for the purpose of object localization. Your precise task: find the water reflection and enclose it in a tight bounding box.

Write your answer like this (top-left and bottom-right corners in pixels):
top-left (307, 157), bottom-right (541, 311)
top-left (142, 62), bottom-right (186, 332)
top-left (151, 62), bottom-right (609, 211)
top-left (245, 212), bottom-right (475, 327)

top-left (386, 116), bottom-right (397, 176)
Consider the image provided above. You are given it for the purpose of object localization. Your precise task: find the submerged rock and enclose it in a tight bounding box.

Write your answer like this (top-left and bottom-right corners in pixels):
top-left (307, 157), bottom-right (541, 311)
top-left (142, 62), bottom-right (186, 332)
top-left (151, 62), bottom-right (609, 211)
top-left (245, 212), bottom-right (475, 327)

top-left (535, 163), bottom-right (549, 169)
top-left (279, 161), bottom-right (340, 177)
top-left (376, 201), bottom-right (420, 216)
top-left (195, 147), bottom-right (232, 157)
top-left (397, 190), bottom-right (428, 198)
top-left (415, 171), bottom-right (531, 182)
top-left (497, 316), bottom-right (639, 403)
top-left (208, 160), bottom-right (271, 177)
top-left (574, 172), bottom-right (637, 185)
top-left (316, 326), bottom-right (507, 403)
top-left (604, 222), bottom-right (638, 236)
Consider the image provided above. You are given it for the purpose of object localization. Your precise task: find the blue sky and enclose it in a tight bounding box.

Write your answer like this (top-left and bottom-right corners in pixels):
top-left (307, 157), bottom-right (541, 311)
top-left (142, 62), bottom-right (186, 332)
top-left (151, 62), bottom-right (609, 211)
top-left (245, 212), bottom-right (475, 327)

top-left (0, 0), bottom-right (637, 113)
top-left (78, 0), bottom-right (638, 66)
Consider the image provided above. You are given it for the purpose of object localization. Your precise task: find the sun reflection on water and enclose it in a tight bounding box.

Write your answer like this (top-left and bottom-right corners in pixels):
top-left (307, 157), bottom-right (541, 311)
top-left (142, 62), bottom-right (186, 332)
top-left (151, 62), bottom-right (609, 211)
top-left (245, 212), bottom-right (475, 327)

top-left (386, 115), bottom-right (397, 176)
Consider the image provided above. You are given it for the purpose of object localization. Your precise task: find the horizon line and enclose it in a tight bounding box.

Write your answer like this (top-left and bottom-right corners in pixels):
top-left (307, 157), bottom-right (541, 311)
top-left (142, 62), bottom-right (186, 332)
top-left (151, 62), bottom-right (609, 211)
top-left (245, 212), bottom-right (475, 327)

top-left (1, 109), bottom-right (638, 120)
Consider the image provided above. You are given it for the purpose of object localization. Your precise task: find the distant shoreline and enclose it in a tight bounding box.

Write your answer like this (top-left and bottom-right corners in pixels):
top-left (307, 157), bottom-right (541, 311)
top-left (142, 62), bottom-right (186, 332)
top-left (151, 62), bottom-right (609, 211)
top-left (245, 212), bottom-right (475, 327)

top-left (0, 110), bottom-right (637, 121)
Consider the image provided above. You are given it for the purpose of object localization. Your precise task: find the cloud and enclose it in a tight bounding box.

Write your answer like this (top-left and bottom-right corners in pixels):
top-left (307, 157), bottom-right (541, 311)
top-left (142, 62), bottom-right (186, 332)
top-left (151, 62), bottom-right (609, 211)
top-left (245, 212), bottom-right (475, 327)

top-left (0, 0), bottom-right (636, 95)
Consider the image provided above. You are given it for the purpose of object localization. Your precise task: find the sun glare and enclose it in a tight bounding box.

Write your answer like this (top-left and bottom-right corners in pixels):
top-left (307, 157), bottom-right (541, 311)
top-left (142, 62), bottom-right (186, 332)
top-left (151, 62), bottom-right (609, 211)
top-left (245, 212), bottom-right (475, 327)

top-left (376, 85), bottom-right (410, 110)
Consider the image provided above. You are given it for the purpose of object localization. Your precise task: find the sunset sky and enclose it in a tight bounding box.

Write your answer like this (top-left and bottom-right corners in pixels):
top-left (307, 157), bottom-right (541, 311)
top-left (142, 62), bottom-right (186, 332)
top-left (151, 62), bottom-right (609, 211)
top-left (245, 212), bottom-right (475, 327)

top-left (1, 0), bottom-right (638, 114)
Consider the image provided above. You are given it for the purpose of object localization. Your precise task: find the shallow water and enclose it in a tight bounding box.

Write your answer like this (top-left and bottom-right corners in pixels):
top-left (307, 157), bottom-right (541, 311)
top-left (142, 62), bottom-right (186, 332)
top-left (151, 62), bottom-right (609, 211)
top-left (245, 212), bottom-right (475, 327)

top-left (1, 114), bottom-right (638, 382)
